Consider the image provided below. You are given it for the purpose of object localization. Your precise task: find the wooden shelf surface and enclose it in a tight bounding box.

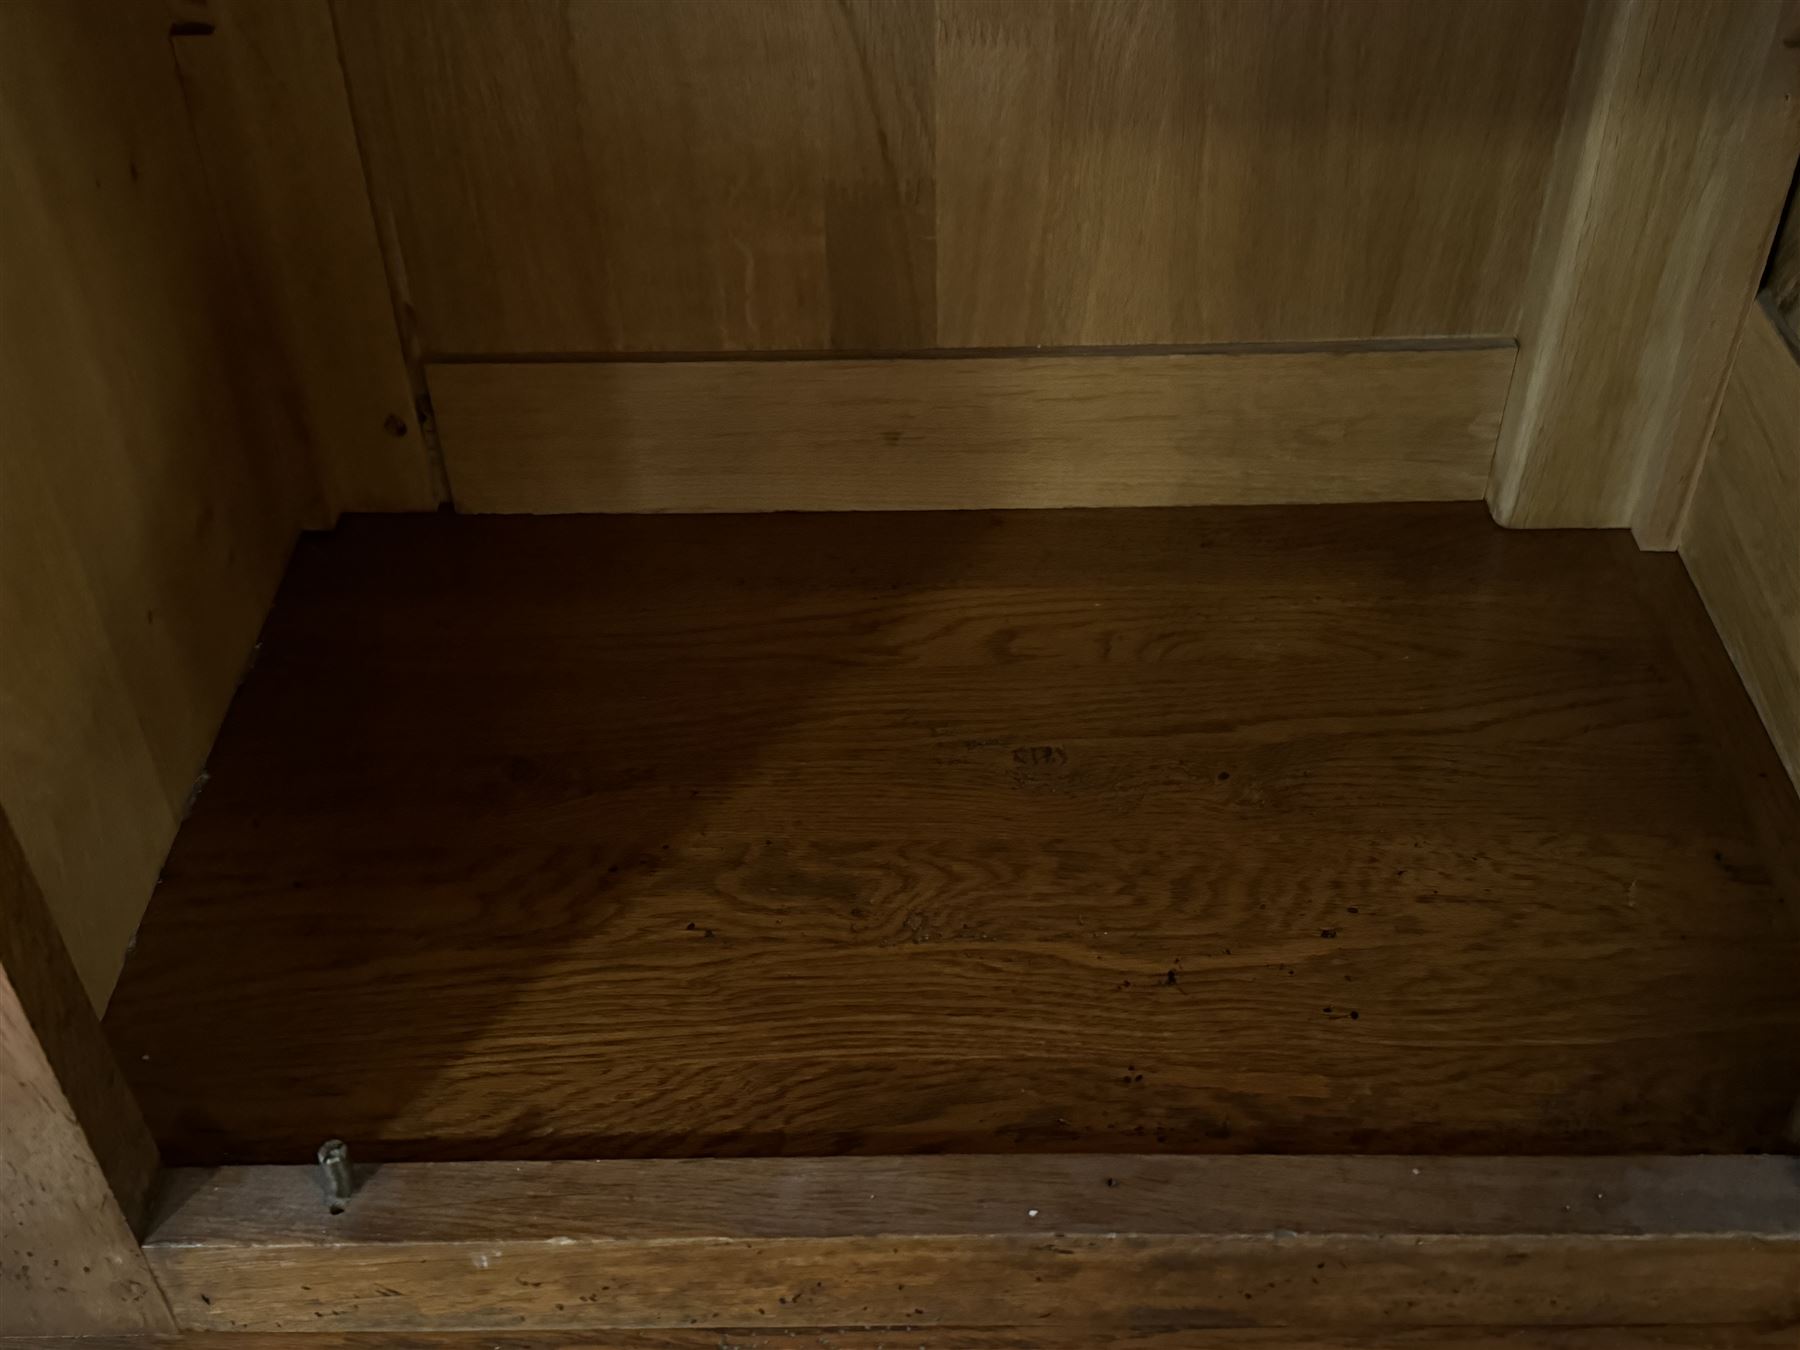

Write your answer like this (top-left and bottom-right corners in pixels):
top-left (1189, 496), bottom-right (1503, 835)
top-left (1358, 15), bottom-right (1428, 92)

top-left (103, 504), bottom-right (1800, 1162)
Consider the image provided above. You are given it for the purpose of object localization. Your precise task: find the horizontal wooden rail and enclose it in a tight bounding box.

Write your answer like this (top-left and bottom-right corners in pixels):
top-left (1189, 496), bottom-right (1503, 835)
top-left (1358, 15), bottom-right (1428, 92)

top-left (427, 342), bottom-right (1515, 513)
top-left (144, 1155), bottom-right (1800, 1332)
top-left (29, 1327), bottom-right (1800, 1349)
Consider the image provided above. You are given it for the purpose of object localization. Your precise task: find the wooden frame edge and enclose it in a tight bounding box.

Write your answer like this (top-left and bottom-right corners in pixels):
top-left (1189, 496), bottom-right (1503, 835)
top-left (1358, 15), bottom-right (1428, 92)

top-left (145, 1154), bottom-right (1800, 1333)
top-left (1488, 0), bottom-right (1800, 539)
top-left (0, 804), bottom-right (174, 1334)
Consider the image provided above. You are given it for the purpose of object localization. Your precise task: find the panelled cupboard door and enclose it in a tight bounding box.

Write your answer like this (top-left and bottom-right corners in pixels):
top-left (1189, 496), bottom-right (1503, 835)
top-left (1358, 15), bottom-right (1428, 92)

top-left (332, 0), bottom-right (1584, 356)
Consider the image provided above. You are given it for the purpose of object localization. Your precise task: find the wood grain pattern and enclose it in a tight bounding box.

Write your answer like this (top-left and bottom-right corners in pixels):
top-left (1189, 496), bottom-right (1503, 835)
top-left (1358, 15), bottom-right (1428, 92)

top-left (1681, 300), bottom-right (1800, 796)
top-left (166, 1234), bottom-right (1800, 1331)
top-left (430, 344), bottom-right (1512, 512)
top-left (143, 1157), bottom-right (1800, 1331)
top-left (332, 0), bottom-right (1580, 355)
top-left (0, 0), bottom-right (303, 1005)
top-left (45, 1331), bottom-right (1800, 1350)
top-left (1489, 0), bottom-right (1800, 543)
top-left (333, 0), bottom-right (935, 355)
top-left (0, 806), bottom-right (172, 1335)
top-left (103, 506), bottom-right (1800, 1162)
top-left (169, 0), bottom-right (436, 514)
top-left (933, 0), bottom-right (1581, 349)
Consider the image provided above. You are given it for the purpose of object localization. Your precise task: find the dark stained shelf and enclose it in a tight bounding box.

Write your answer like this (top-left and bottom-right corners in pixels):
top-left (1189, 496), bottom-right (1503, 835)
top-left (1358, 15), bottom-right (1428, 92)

top-left (105, 504), bottom-right (1800, 1162)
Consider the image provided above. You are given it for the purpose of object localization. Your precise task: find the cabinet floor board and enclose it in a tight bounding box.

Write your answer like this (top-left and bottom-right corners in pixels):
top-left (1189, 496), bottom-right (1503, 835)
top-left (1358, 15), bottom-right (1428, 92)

top-left (102, 504), bottom-right (1800, 1161)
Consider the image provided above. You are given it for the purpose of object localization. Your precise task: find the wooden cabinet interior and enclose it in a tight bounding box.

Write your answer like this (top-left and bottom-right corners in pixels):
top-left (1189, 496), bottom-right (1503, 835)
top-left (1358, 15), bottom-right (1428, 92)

top-left (2, 0), bottom-right (1798, 1339)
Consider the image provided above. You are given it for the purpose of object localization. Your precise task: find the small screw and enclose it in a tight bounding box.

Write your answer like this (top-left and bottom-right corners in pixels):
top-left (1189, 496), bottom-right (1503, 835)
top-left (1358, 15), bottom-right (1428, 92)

top-left (318, 1139), bottom-right (354, 1213)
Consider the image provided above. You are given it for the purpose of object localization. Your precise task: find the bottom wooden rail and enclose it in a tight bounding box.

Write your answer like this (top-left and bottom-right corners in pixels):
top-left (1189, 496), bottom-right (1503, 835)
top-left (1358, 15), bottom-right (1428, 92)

top-left (138, 1155), bottom-right (1800, 1333)
top-left (39, 1329), bottom-right (1800, 1349)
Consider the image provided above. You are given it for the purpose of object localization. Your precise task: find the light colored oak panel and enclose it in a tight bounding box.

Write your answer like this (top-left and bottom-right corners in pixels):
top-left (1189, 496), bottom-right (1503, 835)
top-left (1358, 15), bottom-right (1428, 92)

top-left (1489, 0), bottom-right (1800, 541)
top-left (430, 344), bottom-right (1513, 513)
top-left (170, 0), bottom-right (436, 514)
top-left (333, 0), bottom-right (935, 355)
top-left (1681, 300), bottom-right (1800, 794)
top-left (0, 0), bottom-right (302, 1004)
top-left (331, 0), bottom-right (1579, 355)
top-left (935, 0), bottom-right (1582, 347)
